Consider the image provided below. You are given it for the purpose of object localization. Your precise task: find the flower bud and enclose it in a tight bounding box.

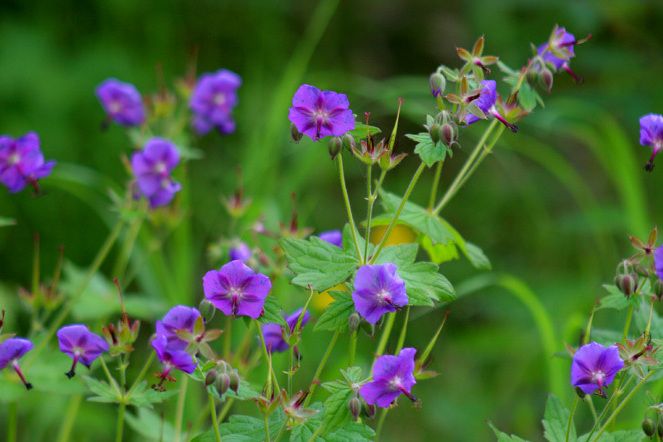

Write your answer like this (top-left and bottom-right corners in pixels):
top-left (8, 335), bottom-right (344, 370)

top-left (654, 279), bottom-right (663, 301)
top-left (229, 371), bottom-right (241, 393)
top-left (429, 72), bottom-right (446, 97)
top-left (199, 299), bottom-right (215, 322)
top-left (328, 137), bottom-right (343, 160)
top-left (428, 123), bottom-right (441, 143)
top-left (614, 273), bottom-right (637, 297)
top-left (217, 360), bottom-right (231, 374)
top-left (642, 418), bottom-right (656, 437)
top-left (215, 373), bottom-right (231, 395)
top-left (348, 397), bottom-right (362, 421)
top-left (574, 386), bottom-right (586, 399)
top-left (205, 370), bottom-right (218, 387)
top-left (362, 402), bottom-right (377, 419)
top-left (291, 124), bottom-right (303, 143)
top-left (441, 123), bottom-right (457, 146)
top-left (342, 133), bottom-right (356, 151)
top-left (541, 68), bottom-right (554, 93)
top-left (348, 312), bottom-right (361, 333)
top-left (616, 260), bottom-right (634, 276)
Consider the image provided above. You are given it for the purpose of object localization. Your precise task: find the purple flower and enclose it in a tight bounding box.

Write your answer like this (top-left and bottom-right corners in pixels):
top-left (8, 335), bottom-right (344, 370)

top-left (152, 335), bottom-right (196, 381)
top-left (0, 338), bottom-right (33, 390)
top-left (537, 27), bottom-right (583, 83)
top-left (640, 114), bottom-right (663, 172)
top-left (57, 324), bottom-right (109, 378)
top-left (262, 308), bottom-right (311, 353)
top-left (655, 245), bottom-right (663, 282)
top-left (96, 78), bottom-right (145, 126)
top-left (203, 260), bottom-right (272, 319)
top-left (464, 80), bottom-right (518, 132)
top-left (156, 305), bottom-right (201, 349)
top-left (352, 263), bottom-right (408, 325)
top-left (359, 347), bottom-right (417, 408)
top-left (131, 138), bottom-right (181, 208)
top-left (0, 132), bottom-right (55, 193)
top-left (318, 230), bottom-right (342, 248)
top-left (571, 342), bottom-right (624, 396)
top-left (229, 242), bottom-right (252, 263)
top-left (189, 69), bottom-right (241, 135)
top-left (288, 84), bottom-right (355, 141)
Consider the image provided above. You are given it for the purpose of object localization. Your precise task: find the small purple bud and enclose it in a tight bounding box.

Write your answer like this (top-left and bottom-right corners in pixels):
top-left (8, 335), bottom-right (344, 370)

top-left (441, 123), bottom-right (456, 146)
top-left (228, 242), bottom-right (252, 263)
top-left (342, 133), bottom-right (356, 151)
top-left (229, 371), bottom-right (240, 393)
top-left (348, 397), bottom-right (361, 420)
top-left (216, 373), bottom-right (231, 395)
top-left (614, 273), bottom-right (637, 297)
top-left (348, 312), bottom-right (360, 332)
top-left (205, 370), bottom-right (218, 386)
top-left (541, 68), bottom-right (554, 93)
top-left (362, 402), bottom-right (377, 419)
top-left (429, 72), bottom-right (446, 97)
top-left (291, 124), bottom-right (304, 143)
top-left (328, 136), bottom-right (343, 160)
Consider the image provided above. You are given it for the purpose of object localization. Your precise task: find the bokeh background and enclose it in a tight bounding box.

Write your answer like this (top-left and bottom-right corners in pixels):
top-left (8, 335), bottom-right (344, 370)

top-left (1, 0), bottom-right (663, 440)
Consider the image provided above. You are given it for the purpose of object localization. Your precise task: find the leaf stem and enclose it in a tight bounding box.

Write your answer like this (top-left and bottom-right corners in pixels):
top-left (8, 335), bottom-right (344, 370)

top-left (256, 320), bottom-right (280, 396)
top-left (394, 306), bottom-right (410, 354)
top-left (56, 395), bottom-right (82, 442)
top-left (337, 153), bottom-right (363, 262)
top-left (216, 398), bottom-right (235, 425)
top-left (375, 313), bottom-right (396, 356)
top-left (7, 402), bottom-right (17, 442)
top-left (565, 396), bottom-right (579, 442)
top-left (363, 164), bottom-right (373, 262)
top-left (115, 403), bottom-right (126, 442)
top-left (208, 391), bottom-right (223, 442)
top-left (126, 352), bottom-right (155, 396)
top-left (623, 304), bottom-right (634, 341)
top-left (303, 330), bottom-right (340, 406)
top-left (348, 330), bottom-right (358, 366)
top-left (173, 375), bottom-right (189, 442)
top-left (427, 161), bottom-right (444, 210)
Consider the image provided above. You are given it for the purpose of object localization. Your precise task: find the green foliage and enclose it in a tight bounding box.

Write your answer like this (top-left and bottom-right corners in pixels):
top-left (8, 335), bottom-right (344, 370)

top-left (314, 291), bottom-right (355, 332)
top-left (406, 132), bottom-right (450, 167)
top-left (542, 395), bottom-right (574, 442)
top-left (218, 411), bottom-right (285, 441)
top-left (489, 422), bottom-right (531, 442)
top-left (348, 122), bottom-right (381, 139)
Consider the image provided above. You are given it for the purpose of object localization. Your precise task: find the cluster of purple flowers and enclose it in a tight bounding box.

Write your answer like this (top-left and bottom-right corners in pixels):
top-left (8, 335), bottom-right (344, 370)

top-left (0, 132), bottom-right (55, 193)
top-left (189, 69), bottom-right (242, 135)
top-left (152, 306), bottom-right (201, 382)
top-left (131, 138), bottom-right (182, 208)
top-left (57, 324), bottom-right (109, 378)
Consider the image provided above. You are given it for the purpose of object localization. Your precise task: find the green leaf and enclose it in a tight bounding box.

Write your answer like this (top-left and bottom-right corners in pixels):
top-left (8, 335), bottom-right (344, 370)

top-left (327, 422), bottom-right (376, 441)
top-left (342, 224), bottom-right (372, 259)
top-left (597, 285), bottom-right (630, 311)
top-left (126, 408), bottom-right (176, 441)
top-left (127, 381), bottom-right (178, 409)
top-left (518, 82), bottom-right (539, 112)
top-left (465, 242), bottom-right (492, 270)
top-left (219, 411), bottom-right (285, 441)
top-left (406, 132), bottom-right (449, 167)
top-left (82, 375), bottom-right (121, 404)
top-left (577, 430), bottom-right (644, 442)
top-left (542, 394), bottom-right (574, 442)
top-left (348, 122), bottom-right (381, 139)
top-left (420, 236), bottom-right (460, 264)
top-left (321, 388), bottom-right (354, 433)
top-left (373, 243), bottom-right (418, 267)
top-left (398, 262), bottom-right (455, 306)
top-left (281, 237), bottom-right (358, 291)
top-left (259, 295), bottom-right (285, 325)
top-left (210, 379), bottom-right (261, 402)
top-left (289, 403), bottom-right (324, 442)
top-left (489, 422), bottom-right (531, 442)
top-left (315, 292), bottom-right (355, 332)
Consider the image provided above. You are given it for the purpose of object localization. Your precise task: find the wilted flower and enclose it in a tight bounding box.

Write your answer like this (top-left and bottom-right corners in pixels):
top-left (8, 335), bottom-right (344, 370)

top-left (288, 84), bottom-right (355, 141)
top-left (571, 342), bottom-right (624, 396)
top-left (189, 69), bottom-right (241, 135)
top-left (0, 132), bottom-right (55, 193)
top-left (0, 338), bottom-right (33, 390)
top-left (318, 230), bottom-right (342, 248)
top-left (152, 335), bottom-right (196, 384)
top-left (96, 78), bottom-right (145, 126)
top-left (203, 260), bottom-right (272, 319)
top-left (352, 263), bottom-right (408, 325)
top-left (464, 80), bottom-right (518, 132)
top-left (359, 347), bottom-right (417, 408)
top-left (640, 114), bottom-right (663, 172)
top-left (57, 324), bottom-right (109, 378)
top-left (229, 242), bottom-right (252, 263)
top-left (131, 138), bottom-right (181, 208)
top-left (156, 305), bottom-right (202, 349)
top-left (262, 308), bottom-right (311, 353)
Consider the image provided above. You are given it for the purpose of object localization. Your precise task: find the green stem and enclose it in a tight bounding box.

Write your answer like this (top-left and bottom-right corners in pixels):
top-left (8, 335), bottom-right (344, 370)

top-left (256, 320), bottom-right (280, 396)
top-left (208, 392), bottom-right (222, 442)
top-left (623, 305), bottom-right (633, 341)
top-left (455, 124), bottom-right (506, 191)
top-left (7, 402), bottom-right (17, 442)
top-left (337, 153), bottom-right (363, 262)
top-left (348, 331), bottom-right (358, 366)
top-left (112, 203), bottom-right (146, 281)
top-left (370, 162), bottom-right (426, 264)
top-left (433, 120), bottom-right (498, 214)
top-left (592, 371), bottom-right (656, 441)
top-left (645, 298), bottom-right (655, 339)
top-left (115, 403), bottom-right (126, 442)
top-left (586, 373), bottom-right (634, 440)
top-left (375, 409), bottom-right (389, 440)
top-left (232, 321), bottom-right (255, 367)
top-left (224, 316), bottom-right (233, 360)
top-left (394, 306), bottom-right (410, 354)
top-left (363, 164), bottom-right (373, 263)
top-left (173, 376), bottom-right (189, 442)
top-left (264, 413), bottom-right (271, 442)
top-left (584, 395), bottom-right (598, 424)
top-left (216, 398), bottom-right (235, 425)
top-left (303, 331), bottom-right (340, 406)
top-left (27, 218), bottom-right (124, 367)
top-left (57, 395), bottom-right (82, 442)
top-left (565, 396), bottom-right (579, 442)
top-left (99, 357), bottom-right (121, 395)
top-left (375, 313), bottom-right (396, 356)
top-left (428, 161), bottom-right (444, 210)
top-left (127, 352), bottom-right (155, 396)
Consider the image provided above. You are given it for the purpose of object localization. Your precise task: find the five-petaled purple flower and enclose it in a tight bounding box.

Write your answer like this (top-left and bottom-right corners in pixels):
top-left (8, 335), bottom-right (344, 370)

top-left (360, 347), bottom-right (417, 408)
top-left (262, 308), bottom-right (311, 353)
top-left (57, 324), bottom-right (109, 379)
top-left (189, 69), bottom-right (242, 135)
top-left (464, 80), bottom-right (517, 132)
top-left (654, 244), bottom-right (663, 282)
top-left (131, 138), bottom-right (181, 208)
top-left (156, 305), bottom-right (202, 349)
top-left (288, 84), bottom-right (355, 141)
top-left (96, 78), bottom-right (146, 127)
top-left (203, 260), bottom-right (272, 319)
top-left (352, 263), bottom-right (408, 325)
top-left (640, 114), bottom-right (663, 172)
top-left (571, 341), bottom-right (624, 396)
top-left (0, 132), bottom-right (55, 193)
top-left (152, 335), bottom-right (196, 383)
top-left (229, 242), bottom-right (252, 263)
top-left (318, 230), bottom-right (343, 248)
top-left (0, 338), bottom-right (33, 390)
top-left (537, 26), bottom-right (582, 82)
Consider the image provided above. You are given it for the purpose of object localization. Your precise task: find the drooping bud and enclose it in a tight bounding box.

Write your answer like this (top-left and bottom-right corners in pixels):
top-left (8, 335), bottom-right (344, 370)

top-left (615, 273), bottom-right (637, 297)
top-left (541, 68), bottom-right (554, 93)
top-left (199, 299), bottom-right (216, 322)
top-left (348, 397), bottom-right (362, 421)
top-left (429, 72), bottom-right (446, 97)
top-left (205, 370), bottom-right (218, 387)
top-left (362, 402), bottom-right (377, 419)
top-left (229, 371), bottom-right (241, 393)
top-left (215, 373), bottom-right (231, 395)
top-left (341, 133), bottom-right (356, 151)
top-left (441, 123), bottom-right (457, 147)
top-left (348, 312), bottom-right (360, 333)
top-left (642, 418), bottom-right (656, 437)
top-left (290, 123), bottom-right (303, 143)
top-left (428, 123), bottom-right (441, 143)
top-left (328, 136), bottom-right (343, 160)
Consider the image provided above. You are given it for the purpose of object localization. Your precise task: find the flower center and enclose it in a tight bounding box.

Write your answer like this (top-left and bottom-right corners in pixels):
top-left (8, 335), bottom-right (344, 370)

top-left (109, 101), bottom-right (123, 113)
top-left (591, 370), bottom-right (605, 384)
top-left (389, 376), bottom-right (403, 390)
top-left (8, 153), bottom-right (20, 165)
top-left (376, 289), bottom-right (392, 305)
top-left (213, 93), bottom-right (226, 106)
top-left (312, 108), bottom-right (329, 123)
top-left (154, 162), bottom-right (167, 174)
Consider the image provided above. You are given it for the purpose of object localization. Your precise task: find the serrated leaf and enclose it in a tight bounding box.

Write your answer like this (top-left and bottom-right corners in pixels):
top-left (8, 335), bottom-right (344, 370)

top-left (127, 381), bottom-right (178, 409)
top-left (219, 411), bottom-right (285, 441)
top-left (597, 285), bottom-right (630, 311)
top-left (398, 262), bottom-right (455, 306)
top-left (289, 403), bottom-right (324, 442)
top-left (542, 394), bottom-right (574, 442)
top-left (82, 375), bottom-right (120, 404)
top-left (518, 82), bottom-right (538, 112)
top-left (420, 236), bottom-right (460, 264)
top-left (315, 292), bottom-right (355, 332)
top-left (322, 388), bottom-right (354, 433)
top-left (489, 422), bottom-right (531, 442)
top-left (348, 122), bottom-right (381, 140)
top-left (281, 237), bottom-right (358, 291)
top-left (406, 132), bottom-right (448, 167)
top-left (259, 295), bottom-right (285, 325)
top-left (373, 243), bottom-right (418, 267)
top-left (465, 242), bottom-right (491, 270)
top-left (327, 422), bottom-right (376, 441)
top-left (577, 430), bottom-right (644, 442)
top-left (126, 408), bottom-right (176, 441)
top-left (342, 224), bottom-right (372, 259)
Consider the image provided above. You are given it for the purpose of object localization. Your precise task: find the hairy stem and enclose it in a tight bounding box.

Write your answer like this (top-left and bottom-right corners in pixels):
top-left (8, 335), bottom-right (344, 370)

top-left (56, 395), bottom-right (82, 442)
top-left (565, 396), bottom-right (579, 442)
top-left (394, 306), bottom-right (410, 354)
top-left (375, 313), bottom-right (396, 356)
top-left (428, 160), bottom-right (444, 210)
top-left (173, 376), bottom-right (189, 442)
top-left (115, 403), bottom-right (126, 442)
top-left (363, 164), bottom-right (373, 262)
top-left (304, 330), bottom-right (340, 406)
top-left (337, 153), bottom-right (363, 262)
top-left (208, 392), bottom-right (222, 442)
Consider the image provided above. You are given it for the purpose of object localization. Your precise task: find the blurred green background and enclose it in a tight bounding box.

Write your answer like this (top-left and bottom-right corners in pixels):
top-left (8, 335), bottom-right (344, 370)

top-left (1, 0), bottom-right (663, 440)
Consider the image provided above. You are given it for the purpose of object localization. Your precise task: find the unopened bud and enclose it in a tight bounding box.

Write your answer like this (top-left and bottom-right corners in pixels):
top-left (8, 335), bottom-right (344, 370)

top-left (616, 260), bottom-right (634, 276)
top-left (429, 72), bottom-right (446, 97)
top-left (615, 273), bottom-right (637, 297)
top-left (342, 133), bottom-right (356, 151)
top-left (229, 371), bottom-right (240, 393)
top-left (217, 360), bottom-right (231, 374)
top-left (642, 418), bottom-right (656, 437)
top-left (541, 68), bottom-right (554, 93)
top-left (291, 124), bottom-right (303, 143)
top-left (328, 137), bottom-right (343, 160)
top-left (574, 387), bottom-right (586, 399)
top-left (441, 123), bottom-right (456, 146)
top-left (654, 279), bottom-right (663, 301)
top-left (362, 402), bottom-right (377, 419)
top-left (215, 373), bottom-right (231, 395)
top-left (348, 397), bottom-right (361, 420)
top-left (199, 299), bottom-right (215, 322)
top-left (205, 370), bottom-right (218, 386)
top-left (428, 123), bottom-right (441, 143)
top-left (348, 313), bottom-right (361, 333)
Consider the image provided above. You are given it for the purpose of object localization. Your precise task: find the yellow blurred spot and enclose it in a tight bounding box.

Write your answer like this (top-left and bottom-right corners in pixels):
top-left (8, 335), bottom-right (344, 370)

top-left (313, 284), bottom-right (347, 311)
top-left (369, 224), bottom-right (416, 246)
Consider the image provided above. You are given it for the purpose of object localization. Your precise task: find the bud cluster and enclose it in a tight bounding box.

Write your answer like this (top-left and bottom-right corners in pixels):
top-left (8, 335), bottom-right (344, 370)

top-left (206, 360), bottom-right (241, 396)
